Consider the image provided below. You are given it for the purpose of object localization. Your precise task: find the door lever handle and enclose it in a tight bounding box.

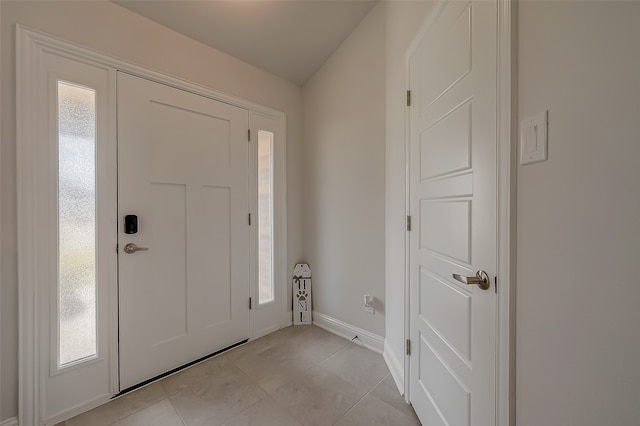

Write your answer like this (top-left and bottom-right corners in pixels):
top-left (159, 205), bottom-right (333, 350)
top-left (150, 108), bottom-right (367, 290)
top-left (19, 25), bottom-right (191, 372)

top-left (123, 243), bottom-right (149, 254)
top-left (452, 271), bottom-right (490, 290)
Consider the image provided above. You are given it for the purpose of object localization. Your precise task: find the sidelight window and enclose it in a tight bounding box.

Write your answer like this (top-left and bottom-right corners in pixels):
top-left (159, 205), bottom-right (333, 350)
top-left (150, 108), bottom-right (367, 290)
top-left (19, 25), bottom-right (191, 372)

top-left (257, 130), bottom-right (274, 304)
top-left (57, 81), bottom-right (97, 366)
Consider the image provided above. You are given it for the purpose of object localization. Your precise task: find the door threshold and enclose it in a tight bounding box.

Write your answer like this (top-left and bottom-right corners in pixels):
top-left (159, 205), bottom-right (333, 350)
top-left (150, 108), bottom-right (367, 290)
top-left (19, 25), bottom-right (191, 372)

top-left (114, 338), bottom-right (249, 398)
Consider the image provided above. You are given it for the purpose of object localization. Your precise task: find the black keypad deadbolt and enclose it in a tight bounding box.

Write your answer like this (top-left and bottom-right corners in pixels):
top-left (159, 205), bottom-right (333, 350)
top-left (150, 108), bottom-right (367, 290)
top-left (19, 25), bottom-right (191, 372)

top-left (124, 215), bottom-right (138, 234)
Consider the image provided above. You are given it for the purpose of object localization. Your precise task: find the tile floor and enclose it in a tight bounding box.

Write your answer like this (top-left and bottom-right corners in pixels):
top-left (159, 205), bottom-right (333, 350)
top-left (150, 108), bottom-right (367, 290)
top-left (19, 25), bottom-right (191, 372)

top-left (57, 325), bottom-right (420, 426)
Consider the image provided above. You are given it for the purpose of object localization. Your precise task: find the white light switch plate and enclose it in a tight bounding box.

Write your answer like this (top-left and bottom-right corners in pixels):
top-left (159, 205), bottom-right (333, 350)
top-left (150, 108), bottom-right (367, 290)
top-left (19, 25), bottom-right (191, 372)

top-left (520, 110), bottom-right (548, 165)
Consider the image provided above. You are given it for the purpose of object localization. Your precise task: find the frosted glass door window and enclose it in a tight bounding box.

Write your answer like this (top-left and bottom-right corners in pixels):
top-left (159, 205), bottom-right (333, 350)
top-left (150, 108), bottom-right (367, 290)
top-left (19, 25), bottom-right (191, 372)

top-left (57, 81), bottom-right (97, 366)
top-left (258, 131), bottom-right (274, 304)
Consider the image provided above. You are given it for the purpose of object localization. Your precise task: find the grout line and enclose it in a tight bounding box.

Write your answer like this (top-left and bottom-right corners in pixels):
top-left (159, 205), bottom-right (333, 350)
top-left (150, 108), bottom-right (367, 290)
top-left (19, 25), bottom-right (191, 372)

top-left (167, 396), bottom-right (188, 426)
top-left (221, 397), bottom-right (264, 426)
top-left (332, 371), bottom-right (390, 425)
top-left (316, 340), bottom-right (355, 368)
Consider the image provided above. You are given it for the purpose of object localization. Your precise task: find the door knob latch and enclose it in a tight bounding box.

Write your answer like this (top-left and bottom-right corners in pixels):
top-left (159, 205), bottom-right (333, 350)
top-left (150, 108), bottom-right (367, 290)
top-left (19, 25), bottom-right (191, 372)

top-left (452, 270), bottom-right (490, 290)
top-left (123, 243), bottom-right (149, 254)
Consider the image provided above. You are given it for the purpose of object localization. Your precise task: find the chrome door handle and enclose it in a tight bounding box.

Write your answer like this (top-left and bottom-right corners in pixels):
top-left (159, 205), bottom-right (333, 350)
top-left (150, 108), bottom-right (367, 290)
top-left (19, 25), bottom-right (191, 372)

top-left (123, 243), bottom-right (149, 254)
top-left (452, 270), bottom-right (490, 290)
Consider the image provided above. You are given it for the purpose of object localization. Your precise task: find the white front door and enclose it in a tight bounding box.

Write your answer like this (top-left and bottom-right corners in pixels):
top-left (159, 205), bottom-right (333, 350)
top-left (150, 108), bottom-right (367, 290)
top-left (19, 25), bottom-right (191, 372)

top-left (408, 1), bottom-right (497, 425)
top-left (117, 72), bottom-right (250, 390)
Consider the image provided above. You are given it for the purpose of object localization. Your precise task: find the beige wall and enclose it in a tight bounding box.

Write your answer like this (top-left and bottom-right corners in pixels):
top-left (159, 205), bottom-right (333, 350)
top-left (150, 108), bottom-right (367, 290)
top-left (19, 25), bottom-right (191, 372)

top-left (517, 2), bottom-right (640, 424)
top-left (0, 1), bottom-right (303, 421)
top-left (302, 3), bottom-right (386, 337)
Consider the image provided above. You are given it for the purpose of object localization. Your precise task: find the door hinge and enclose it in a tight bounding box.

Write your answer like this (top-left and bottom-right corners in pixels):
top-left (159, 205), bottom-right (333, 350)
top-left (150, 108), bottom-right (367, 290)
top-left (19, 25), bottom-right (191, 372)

top-left (248, 129), bottom-right (251, 142)
top-left (495, 276), bottom-right (497, 294)
top-left (248, 213), bottom-right (251, 225)
top-left (406, 339), bottom-right (411, 356)
top-left (249, 297), bottom-right (252, 309)
top-left (406, 90), bottom-right (411, 107)
top-left (406, 215), bottom-right (412, 232)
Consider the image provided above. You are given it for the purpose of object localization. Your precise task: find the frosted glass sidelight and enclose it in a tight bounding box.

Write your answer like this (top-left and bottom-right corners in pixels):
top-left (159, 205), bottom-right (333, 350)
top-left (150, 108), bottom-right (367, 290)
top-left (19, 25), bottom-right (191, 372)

top-left (258, 131), bottom-right (274, 304)
top-left (58, 81), bottom-right (97, 366)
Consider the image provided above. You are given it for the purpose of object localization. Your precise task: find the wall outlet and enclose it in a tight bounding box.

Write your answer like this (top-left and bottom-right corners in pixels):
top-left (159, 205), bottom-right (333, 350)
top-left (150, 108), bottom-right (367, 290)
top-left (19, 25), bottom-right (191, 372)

top-left (364, 294), bottom-right (375, 314)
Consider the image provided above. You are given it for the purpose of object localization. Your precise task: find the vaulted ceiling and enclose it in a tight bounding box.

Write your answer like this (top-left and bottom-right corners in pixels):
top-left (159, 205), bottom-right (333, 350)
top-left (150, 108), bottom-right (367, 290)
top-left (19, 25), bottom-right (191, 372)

top-left (112, 1), bottom-right (378, 86)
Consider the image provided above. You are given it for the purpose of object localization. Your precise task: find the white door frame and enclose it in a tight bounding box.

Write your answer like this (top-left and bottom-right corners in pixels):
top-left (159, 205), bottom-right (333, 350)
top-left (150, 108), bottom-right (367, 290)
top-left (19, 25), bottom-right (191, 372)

top-left (249, 110), bottom-right (289, 339)
top-left (0, 3), bottom-right (4, 422)
top-left (403, 1), bottom-right (516, 424)
top-left (17, 25), bottom-right (288, 425)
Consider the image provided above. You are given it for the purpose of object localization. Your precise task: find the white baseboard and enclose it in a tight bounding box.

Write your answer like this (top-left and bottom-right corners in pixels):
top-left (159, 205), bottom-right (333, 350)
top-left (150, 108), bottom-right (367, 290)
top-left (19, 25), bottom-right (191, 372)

top-left (312, 311), bottom-right (384, 354)
top-left (251, 324), bottom-right (281, 340)
top-left (384, 340), bottom-right (405, 394)
top-left (0, 417), bottom-right (18, 426)
top-left (45, 392), bottom-right (113, 426)
top-left (282, 310), bottom-right (293, 328)
top-left (283, 314), bottom-right (293, 328)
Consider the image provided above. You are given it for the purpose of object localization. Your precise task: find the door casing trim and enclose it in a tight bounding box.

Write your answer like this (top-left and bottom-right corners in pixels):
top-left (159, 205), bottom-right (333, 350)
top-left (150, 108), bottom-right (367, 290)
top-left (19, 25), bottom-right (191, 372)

top-left (248, 110), bottom-right (289, 340)
top-left (17, 25), bottom-right (288, 425)
top-left (402, 1), bottom-right (516, 425)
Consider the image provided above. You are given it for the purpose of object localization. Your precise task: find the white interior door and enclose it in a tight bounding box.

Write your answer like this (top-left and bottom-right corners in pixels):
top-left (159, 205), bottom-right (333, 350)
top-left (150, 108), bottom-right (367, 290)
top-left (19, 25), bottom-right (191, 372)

top-left (117, 72), bottom-right (250, 390)
top-left (408, 1), bottom-right (497, 425)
